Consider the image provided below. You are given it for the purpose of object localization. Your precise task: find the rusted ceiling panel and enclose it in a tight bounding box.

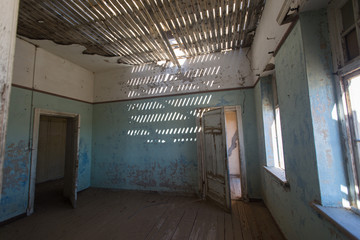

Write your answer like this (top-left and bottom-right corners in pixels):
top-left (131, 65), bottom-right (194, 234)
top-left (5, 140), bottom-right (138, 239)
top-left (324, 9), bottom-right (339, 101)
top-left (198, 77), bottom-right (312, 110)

top-left (17, 0), bottom-right (264, 65)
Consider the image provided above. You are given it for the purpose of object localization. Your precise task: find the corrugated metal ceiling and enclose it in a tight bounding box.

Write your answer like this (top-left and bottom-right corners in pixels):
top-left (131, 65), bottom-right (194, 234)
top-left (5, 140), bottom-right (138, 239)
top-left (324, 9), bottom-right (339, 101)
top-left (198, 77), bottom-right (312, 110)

top-left (17, 0), bottom-right (264, 66)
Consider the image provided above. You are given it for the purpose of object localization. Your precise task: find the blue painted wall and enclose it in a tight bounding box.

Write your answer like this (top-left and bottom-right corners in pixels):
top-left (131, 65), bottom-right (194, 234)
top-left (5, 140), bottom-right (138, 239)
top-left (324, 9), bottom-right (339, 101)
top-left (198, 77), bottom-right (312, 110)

top-left (3, 11), bottom-right (350, 240)
top-left (92, 89), bottom-right (261, 197)
top-left (2, 85), bottom-right (260, 223)
top-left (1, 88), bottom-right (32, 222)
top-left (0, 87), bottom-right (92, 222)
top-left (255, 10), bottom-right (350, 240)
top-left (301, 11), bottom-right (348, 207)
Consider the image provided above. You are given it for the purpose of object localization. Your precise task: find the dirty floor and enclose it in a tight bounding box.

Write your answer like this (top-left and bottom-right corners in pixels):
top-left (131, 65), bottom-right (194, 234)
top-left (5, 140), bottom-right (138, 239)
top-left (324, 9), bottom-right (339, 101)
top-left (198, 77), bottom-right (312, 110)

top-left (0, 181), bottom-right (285, 240)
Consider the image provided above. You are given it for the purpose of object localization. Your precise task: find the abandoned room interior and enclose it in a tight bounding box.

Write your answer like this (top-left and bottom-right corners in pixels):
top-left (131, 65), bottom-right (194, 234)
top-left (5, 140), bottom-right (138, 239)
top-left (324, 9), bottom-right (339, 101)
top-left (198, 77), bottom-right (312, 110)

top-left (1, 0), bottom-right (360, 239)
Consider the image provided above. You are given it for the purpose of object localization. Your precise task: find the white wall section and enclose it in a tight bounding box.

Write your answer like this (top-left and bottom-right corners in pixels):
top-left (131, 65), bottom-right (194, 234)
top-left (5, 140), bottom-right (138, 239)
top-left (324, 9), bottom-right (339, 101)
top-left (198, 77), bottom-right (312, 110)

top-left (249, 0), bottom-right (291, 83)
top-left (34, 48), bottom-right (94, 103)
top-left (12, 38), bottom-right (35, 88)
top-left (94, 49), bottom-right (254, 102)
top-left (21, 38), bottom-right (121, 73)
top-left (12, 38), bottom-right (95, 103)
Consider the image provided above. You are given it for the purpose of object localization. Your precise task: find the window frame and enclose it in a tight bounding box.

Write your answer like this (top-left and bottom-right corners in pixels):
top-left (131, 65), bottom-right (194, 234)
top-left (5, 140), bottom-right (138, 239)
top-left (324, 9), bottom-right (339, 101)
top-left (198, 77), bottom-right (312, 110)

top-left (261, 75), bottom-right (288, 188)
top-left (271, 76), bottom-right (285, 171)
top-left (328, 0), bottom-right (360, 69)
top-left (261, 74), bottom-right (290, 188)
top-left (329, 0), bottom-right (360, 211)
top-left (274, 105), bottom-right (285, 170)
top-left (341, 69), bottom-right (360, 210)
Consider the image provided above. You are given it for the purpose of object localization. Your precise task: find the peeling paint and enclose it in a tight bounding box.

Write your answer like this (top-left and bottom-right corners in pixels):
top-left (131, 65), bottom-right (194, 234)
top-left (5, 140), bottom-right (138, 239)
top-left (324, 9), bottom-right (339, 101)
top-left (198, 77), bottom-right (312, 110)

top-left (0, 140), bottom-right (29, 221)
top-left (256, 11), bottom-right (350, 240)
top-left (92, 89), bottom-right (260, 196)
top-left (1, 87), bottom-right (93, 222)
top-left (3, 140), bottom-right (29, 191)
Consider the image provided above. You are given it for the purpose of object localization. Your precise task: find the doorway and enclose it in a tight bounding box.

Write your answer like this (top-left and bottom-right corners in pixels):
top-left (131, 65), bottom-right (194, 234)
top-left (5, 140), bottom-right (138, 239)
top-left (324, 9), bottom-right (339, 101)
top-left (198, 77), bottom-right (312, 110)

top-left (225, 110), bottom-right (242, 200)
top-left (35, 116), bottom-right (67, 211)
top-left (27, 109), bottom-right (80, 215)
top-left (197, 106), bottom-right (247, 211)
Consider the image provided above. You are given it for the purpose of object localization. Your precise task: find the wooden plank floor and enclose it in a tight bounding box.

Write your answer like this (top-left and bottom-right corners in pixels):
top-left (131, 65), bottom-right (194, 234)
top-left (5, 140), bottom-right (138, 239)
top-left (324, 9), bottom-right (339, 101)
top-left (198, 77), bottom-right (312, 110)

top-left (0, 183), bottom-right (285, 240)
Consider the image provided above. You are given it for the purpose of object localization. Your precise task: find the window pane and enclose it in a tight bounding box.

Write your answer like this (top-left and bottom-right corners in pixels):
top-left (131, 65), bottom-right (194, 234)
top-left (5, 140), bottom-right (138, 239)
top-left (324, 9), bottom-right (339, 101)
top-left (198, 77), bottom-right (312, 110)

top-left (271, 119), bottom-right (279, 167)
top-left (348, 75), bottom-right (360, 138)
top-left (275, 107), bottom-right (285, 169)
top-left (347, 74), bottom-right (360, 205)
top-left (272, 107), bottom-right (285, 170)
top-left (342, 0), bottom-right (355, 30)
top-left (345, 28), bottom-right (360, 60)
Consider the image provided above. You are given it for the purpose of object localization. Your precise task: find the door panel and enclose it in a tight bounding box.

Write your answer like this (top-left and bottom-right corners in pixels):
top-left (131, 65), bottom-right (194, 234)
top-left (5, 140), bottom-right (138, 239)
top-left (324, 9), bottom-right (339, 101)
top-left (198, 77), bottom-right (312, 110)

top-left (202, 108), bottom-right (231, 211)
top-left (63, 117), bottom-right (79, 208)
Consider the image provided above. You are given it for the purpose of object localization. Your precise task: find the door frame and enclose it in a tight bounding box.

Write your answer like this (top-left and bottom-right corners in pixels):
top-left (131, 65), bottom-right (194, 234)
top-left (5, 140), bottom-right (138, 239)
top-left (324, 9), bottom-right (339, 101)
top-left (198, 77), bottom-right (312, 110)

top-left (27, 108), bottom-right (80, 215)
top-left (196, 105), bottom-right (248, 201)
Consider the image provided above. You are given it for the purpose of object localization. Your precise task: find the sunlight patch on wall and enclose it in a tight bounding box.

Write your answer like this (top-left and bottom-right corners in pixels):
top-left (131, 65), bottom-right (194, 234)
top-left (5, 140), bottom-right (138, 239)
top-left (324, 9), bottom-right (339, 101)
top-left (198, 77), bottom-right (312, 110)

top-left (125, 95), bottom-right (213, 144)
top-left (126, 65), bottom-right (222, 98)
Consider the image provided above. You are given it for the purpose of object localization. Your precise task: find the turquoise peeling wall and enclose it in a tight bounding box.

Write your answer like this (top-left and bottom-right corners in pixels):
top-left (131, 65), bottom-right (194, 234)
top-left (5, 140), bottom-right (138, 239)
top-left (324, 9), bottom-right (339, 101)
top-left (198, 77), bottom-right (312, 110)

top-left (301, 11), bottom-right (348, 207)
top-left (255, 10), bottom-right (349, 240)
top-left (92, 89), bottom-right (261, 197)
top-left (254, 80), bottom-right (265, 198)
top-left (0, 87), bottom-right (92, 222)
top-left (1, 88), bottom-right (32, 222)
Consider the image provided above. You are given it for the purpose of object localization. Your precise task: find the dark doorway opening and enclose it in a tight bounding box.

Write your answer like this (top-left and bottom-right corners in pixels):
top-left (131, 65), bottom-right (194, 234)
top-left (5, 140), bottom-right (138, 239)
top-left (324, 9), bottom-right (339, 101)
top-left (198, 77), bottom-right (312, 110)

top-left (35, 116), bottom-right (68, 211)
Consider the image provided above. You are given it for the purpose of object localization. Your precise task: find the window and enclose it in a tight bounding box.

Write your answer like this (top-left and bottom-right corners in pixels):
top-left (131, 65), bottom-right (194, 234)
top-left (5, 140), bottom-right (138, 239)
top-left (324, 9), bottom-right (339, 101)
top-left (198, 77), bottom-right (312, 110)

top-left (273, 106), bottom-right (285, 169)
top-left (343, 70), bottom-right (360, 210)
top-left (340, 0), bottom-right (360, 62)
top-left (271, 78), bottom-right (285, 170)
top-left (329, 0), bottom-right (360, 210)
top-left (262, 76), bottom-right (287, 185)
top-left (329, 0), bottom-right (360, 66)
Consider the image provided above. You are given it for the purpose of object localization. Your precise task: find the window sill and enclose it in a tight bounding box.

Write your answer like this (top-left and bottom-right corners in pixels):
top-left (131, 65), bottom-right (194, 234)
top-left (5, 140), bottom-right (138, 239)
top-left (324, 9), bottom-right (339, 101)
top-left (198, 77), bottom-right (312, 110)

top-left (263, 166), bottom-right (290, 189)
top-left (311, 202), bottom-right (360, 240)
